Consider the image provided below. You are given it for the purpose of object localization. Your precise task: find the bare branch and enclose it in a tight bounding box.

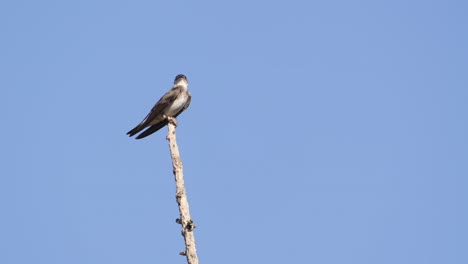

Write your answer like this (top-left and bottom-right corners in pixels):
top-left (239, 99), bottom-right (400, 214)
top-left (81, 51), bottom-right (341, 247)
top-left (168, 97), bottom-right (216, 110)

top-left (166, 117), bottom-right (199, 264)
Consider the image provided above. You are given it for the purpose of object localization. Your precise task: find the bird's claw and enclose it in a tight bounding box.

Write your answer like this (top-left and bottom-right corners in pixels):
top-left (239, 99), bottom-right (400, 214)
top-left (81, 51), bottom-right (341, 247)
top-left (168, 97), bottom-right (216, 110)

top-left (166, 116), bottom-right (178, 127)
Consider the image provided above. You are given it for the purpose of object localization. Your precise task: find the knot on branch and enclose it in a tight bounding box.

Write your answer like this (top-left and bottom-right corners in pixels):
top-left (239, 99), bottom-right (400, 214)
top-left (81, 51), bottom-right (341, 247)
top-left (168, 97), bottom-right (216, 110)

top-left (185, 219), bottom-right (196, 231)
top-left (176, 218), bottom-right (196, 231)
top-left (179, 251), bottom-right (187, 256)
top-left (176, 190), bottom-right (185, 200)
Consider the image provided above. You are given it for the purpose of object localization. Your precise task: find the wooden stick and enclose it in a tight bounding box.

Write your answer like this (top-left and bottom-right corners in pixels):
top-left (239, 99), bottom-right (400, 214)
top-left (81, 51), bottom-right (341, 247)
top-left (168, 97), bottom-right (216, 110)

top-left (166, 117), bottom-right (199, 264)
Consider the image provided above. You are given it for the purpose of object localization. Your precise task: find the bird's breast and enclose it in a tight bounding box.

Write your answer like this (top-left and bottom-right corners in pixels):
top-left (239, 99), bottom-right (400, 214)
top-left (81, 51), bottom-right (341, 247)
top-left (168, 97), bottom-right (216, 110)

top-left (166, 92), bottom-right (189, 116)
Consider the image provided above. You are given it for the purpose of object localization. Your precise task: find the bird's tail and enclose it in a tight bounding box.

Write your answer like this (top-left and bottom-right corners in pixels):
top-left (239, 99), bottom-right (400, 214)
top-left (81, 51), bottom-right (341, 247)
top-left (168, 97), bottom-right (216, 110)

top-left (127, 125), bottom-right (143, 137)
top-left (135, 121), bottom-right (168, 139)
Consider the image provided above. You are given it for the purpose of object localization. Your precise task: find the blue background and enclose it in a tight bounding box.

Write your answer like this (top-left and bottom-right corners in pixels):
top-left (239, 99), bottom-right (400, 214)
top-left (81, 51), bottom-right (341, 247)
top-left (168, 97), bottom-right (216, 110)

top-left (1, 0), bottom-right (467, 263)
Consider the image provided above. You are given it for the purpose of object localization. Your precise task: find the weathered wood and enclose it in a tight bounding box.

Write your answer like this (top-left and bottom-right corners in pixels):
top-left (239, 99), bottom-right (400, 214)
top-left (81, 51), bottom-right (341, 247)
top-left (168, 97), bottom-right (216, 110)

top-left (166, 117), bottom-right (199, 264)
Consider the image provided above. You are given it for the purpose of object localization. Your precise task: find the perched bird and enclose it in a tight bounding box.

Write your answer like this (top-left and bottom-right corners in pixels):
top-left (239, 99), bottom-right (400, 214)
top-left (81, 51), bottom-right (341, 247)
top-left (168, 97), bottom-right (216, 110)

top-left (127, 74), bottom-right (191, 139)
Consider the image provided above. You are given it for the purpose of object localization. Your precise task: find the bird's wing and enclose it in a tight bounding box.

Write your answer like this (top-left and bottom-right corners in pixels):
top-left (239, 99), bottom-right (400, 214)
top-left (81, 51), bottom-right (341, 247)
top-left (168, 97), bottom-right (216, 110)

top-left (127, 86), bottom-right (182, 136)
top-left (134, 92), bottom-right (192, 139)
top-left (141, 86), bottom-right (183, 125)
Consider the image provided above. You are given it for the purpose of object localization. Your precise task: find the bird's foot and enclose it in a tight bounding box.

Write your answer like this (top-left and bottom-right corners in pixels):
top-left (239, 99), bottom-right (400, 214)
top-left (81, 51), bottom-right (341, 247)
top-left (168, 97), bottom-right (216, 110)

top-left (166, 116), bottom-right (178, 127)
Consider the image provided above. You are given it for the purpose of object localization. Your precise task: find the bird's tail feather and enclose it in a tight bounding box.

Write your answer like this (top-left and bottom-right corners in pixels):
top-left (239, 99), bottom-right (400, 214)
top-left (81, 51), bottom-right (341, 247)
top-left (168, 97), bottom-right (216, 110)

top-left (127, 125), bottom-right (143, 137)
top-left (135, 121), bottom-right (168, 139)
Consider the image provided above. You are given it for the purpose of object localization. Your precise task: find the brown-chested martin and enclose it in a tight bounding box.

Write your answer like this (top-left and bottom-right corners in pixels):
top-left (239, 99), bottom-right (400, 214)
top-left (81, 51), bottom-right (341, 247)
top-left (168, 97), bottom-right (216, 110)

top-left (127, 74), bottom-right (191, 139)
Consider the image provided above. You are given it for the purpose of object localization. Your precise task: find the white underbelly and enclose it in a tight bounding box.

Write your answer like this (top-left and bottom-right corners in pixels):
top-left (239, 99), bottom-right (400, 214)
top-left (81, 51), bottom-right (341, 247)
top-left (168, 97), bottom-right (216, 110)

top-left (166, 93), bottom-right (188, 116)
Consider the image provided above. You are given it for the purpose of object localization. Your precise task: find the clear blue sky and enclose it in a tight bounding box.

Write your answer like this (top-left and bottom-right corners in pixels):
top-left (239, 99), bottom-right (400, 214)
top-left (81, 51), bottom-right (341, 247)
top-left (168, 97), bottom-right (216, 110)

top-left (1, 1), bottom-right (467, 263)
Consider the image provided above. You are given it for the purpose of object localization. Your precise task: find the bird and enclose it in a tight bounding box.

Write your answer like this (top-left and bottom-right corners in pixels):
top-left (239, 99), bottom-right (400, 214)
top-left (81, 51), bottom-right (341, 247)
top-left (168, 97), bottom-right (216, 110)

top-left (127, 74), bottom-right (191, 139)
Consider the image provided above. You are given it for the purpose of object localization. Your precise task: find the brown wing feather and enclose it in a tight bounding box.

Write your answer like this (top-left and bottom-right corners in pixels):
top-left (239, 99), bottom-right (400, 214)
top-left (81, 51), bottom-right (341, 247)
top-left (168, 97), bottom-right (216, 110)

top-left (134, 92), bottom-right (192, 139)
top-left (140, 86), bottom-right (182, 126)
top-left (126, 86), bottom-right (183, 136)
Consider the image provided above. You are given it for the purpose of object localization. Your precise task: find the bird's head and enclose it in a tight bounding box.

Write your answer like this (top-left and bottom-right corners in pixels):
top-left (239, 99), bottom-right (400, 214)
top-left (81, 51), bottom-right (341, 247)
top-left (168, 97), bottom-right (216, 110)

top-left (174, 74), bottom-right (188, 87)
